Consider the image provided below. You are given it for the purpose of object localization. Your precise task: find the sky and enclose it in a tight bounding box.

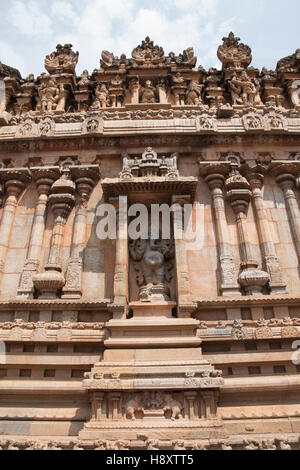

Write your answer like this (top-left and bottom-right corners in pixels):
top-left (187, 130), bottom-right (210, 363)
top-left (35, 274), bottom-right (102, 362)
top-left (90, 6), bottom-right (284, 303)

top-left (0, 0), bottom-right (299, 78)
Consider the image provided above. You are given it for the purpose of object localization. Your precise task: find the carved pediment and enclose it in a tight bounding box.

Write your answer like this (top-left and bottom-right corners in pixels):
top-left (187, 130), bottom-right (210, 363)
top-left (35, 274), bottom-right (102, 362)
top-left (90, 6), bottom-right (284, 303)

top-left (277, 49), bottom-right (300, 73)
top-left (217, 32), bottom-right (252, 70)
top-left (131, 37), bottom-right (165, 65)
top-left (45, 44), bottom-right (79, 75)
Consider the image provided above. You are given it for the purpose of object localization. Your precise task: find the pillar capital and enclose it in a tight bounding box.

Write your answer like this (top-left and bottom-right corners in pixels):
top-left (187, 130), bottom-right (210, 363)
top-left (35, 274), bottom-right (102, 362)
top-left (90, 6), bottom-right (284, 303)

top-left (0, 168), bottom-right (31, 200)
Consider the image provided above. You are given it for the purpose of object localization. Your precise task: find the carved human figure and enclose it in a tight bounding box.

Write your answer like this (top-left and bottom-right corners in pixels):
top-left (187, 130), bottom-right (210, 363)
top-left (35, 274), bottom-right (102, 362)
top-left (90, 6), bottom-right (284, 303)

top-left (229, 71), bottom-right (260, 106)
top-left (93, 83), bottom-right (110, 109)
top-left (38, 79), bottom-right (59, 112)
top-left (185, 80), bottom-right (203, 105)
top-left (129, 237), bottom-right (174, 300)
top-left (56, 83), bottom-right (68, 112)
top-left (139, 80), bottom-right (157, 103)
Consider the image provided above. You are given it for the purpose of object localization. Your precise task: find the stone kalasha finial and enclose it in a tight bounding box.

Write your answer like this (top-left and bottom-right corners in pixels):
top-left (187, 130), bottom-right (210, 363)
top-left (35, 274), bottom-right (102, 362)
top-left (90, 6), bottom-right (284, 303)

top-left (217, 32), bottom-right (252, 70)
top-left (225, 165), bottom-right (269, 295)
top-left (45, 44), bottom-right (79, 75)
top-left (225, 164), bottom-right (251, 214)
top-left (48, 167), bottom-right (76, 219)
top-left (33, 168), bottom-right (76, 298)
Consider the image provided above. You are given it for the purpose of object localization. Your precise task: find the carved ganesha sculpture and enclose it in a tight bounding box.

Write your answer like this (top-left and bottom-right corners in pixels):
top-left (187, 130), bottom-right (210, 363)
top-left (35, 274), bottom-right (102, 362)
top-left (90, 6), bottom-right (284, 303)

top-left (129, 237), bottom-right (174, 301)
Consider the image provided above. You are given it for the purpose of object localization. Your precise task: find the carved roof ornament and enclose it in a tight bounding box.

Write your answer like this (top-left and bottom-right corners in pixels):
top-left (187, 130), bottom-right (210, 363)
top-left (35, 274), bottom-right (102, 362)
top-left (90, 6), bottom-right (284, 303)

top-left (120, 147), bottom-right (179, 179)
top-left (0, 61), bottom-right (22, 80)
top-left (131, 37), bottom-right (165, 65)
top-left (277, 49), bottom-right (300, 73)
top-left (217, 32), bottom-right (252, 70)
top-left (45, 44), bottom-right (79, 75)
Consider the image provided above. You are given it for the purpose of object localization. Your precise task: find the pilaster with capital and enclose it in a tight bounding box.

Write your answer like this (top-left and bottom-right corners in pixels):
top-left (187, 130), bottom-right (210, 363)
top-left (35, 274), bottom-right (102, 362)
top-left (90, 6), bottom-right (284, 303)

top-left (17, 167), bottom-right (60, 298)
top-left (110, 197), bottom-right (128, 318)
top-left (0, 168), bottom-right (31, 294)
top-left (272, 163), bottom-right (300, 262)
top-left (225, 165), bottom-right (269, 295)
top-left (172, 195), bottom-right (195, 317)
top-left (33, 168), bottom-right (76, 299)
top-left (201, 163), bottom-right (240, 296)
top-left (62, 165), bottom-right (100, 299)
top-left (244, 166), bottom-right (287, 295)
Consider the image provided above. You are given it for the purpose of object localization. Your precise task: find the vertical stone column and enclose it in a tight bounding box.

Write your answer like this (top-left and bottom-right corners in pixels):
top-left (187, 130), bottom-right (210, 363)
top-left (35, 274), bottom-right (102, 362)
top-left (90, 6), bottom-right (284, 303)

top-left (247, 171), bottom-right (287, 294)
top-left (62, 166), bottom-right (100, 299)
top-left (184, 391), bottom-right (198, 420)
top-left (0, 169), bottom-right (31, 294)
top-left (274, 165), bottom-right (300, 261)
top-left (33, 168), bottom-right (76, 299)
top-left (17, 168), bottom-right (59, 298)
top-left (91, 392), bottom-right (105, 421)
top-left (172, 195), bottom-right (194, 316)
top-left (226, 165), bottom-right (269, 295)
top-left (204, 167), bottom-right (240, 296)
top-left (110, 197), bottom-right (128, 317)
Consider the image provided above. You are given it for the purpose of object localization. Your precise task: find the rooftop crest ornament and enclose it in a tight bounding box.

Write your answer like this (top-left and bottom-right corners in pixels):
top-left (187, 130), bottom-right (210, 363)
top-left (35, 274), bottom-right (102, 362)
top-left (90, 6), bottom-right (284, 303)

top-left (217, 32), bottom-right (252, 70)
top-left (45, 44), bottom-right (79, 75)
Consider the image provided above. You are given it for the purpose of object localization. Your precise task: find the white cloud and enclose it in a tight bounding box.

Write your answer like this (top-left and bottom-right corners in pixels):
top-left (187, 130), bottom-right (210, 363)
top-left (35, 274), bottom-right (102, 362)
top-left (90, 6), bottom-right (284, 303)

top-left (0, 41), bottom-right (25, 73)
top-left (7, 0), bottom-right (52, 37)
top-left (2, 0), bottom-right (240, 75)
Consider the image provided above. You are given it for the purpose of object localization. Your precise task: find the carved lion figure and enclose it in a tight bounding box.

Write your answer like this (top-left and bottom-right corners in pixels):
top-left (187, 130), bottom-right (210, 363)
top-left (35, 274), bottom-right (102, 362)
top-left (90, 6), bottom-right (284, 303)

top-left (124, 393), bottom-right (144, 420)
top-left (162, 393), bottom-right (183, 421)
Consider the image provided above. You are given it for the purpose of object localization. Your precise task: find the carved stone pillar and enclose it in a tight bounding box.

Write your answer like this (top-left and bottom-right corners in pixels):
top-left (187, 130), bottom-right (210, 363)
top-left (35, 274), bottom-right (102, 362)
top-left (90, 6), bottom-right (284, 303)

top-left (33, 168), bottom-right (76, 299)
top-left (226, 165), bottom-right (269, 295)
top-left (184, 391), bottom-right (198, 420)
top-left (110, 197), bottom-right (128, 316)
top-left (202, 391), bottom-right (215, 419)
top-left (17, 168), bottom-right (59, 298)
top-left (0, 169), bottom-right (31, 293)
top-left (62, 166), bottom-right (100, 299)
top-left (274, 164), bottom-right (300, 261)
top-left (91, 392), bottom-right (105, 421)
top-left (246, 171), bottom-right (287, 294)
top-left (172, 195), bottom-right (195, 316)
top-left (204, 168), bottom-right (240, 296)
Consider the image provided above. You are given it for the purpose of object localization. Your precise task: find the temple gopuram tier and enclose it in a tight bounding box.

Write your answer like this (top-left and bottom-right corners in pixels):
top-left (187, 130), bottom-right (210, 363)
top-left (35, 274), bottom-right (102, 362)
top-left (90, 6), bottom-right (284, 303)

top-left (0, 34), bottom-right (299, 450)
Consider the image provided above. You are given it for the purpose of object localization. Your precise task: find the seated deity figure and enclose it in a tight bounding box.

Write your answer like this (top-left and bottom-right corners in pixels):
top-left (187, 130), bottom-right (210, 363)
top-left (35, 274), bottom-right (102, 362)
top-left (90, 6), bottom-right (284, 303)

top-left (185, 80), bottom-right (203, 105)
top-left (92, 83), bottom-right (110, 109)
top-left (139, 80), bottom-right (157, 103)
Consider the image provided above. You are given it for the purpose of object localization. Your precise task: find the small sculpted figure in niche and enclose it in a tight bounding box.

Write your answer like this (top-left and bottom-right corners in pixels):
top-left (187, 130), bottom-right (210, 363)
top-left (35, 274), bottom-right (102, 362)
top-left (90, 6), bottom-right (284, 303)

top-left (38, 79), bottom-right (59, 112)
top-left (92, 83), bottom-right (110, 109)
top-left (56, 83), bottom-right (68, 112)
top-left (139, 80), bottom-right (157, 104)
top-left (78, 70), bottom-right (90, 87)
top-left (229, 71), bottom-right (261, 106)
top-left (185, 80), bottom-right (203, 105)
top-left (129, 234), bottom-right (174, 301)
